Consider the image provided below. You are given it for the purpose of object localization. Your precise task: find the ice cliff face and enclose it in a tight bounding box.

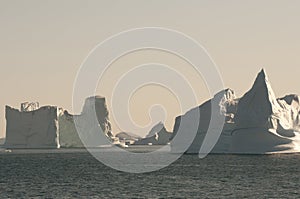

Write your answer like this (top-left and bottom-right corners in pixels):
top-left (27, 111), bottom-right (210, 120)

top-left (234, 69), bottom-right (281, 129)
top-left (232, 69), bottom-right (300, 153)
top-left (171, 89), bottom-right (238, 153)
top-left (80, 96), bottom-right (112, 138)
top-left (58, 96), bottom-right (113, 148)
top-left (277, 95), bottom-right (300, 132)
top-left (58, 110), bottom-right (83, 148)
top-left (5, 106), bottom-right (60, 148)
top-left (5, 96), bottom-right (113, 148)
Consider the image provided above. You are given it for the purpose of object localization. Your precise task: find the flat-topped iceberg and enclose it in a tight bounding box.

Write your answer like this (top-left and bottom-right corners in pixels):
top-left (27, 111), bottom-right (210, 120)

top-left (5, 105), bottom-right (60, 148)
top-left (4, 96), bottom-right (113, 149)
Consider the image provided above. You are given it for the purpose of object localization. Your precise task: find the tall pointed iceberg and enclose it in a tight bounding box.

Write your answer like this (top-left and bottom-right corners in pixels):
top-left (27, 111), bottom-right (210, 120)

top-left (234, 69), bottom-right (281, 129)
top-left (171, 69), bottom-right (300, 154)
top-left (232, 69), bottom-right (300, 153)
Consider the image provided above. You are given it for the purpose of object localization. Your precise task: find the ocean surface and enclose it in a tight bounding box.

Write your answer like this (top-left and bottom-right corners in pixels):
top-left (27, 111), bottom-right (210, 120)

top-left (0, 150), bottom-right (300, 198)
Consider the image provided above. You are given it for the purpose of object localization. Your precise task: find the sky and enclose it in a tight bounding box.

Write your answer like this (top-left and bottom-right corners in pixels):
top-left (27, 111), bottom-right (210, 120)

top-left (1, 0), bottom-right (300, 138)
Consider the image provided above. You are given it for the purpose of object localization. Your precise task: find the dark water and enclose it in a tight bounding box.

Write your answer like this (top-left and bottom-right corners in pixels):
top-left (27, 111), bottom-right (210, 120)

top-left (0, 152), bottom-right (300, 198)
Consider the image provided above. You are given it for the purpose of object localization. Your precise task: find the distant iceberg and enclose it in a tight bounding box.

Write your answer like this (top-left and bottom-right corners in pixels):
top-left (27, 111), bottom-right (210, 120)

top-left (133, 122), bottom-right (172, 145)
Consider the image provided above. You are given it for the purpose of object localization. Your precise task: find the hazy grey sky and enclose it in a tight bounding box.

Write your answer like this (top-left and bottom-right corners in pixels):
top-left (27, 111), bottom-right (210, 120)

top-left (1, 0), bottom-right (300, 137)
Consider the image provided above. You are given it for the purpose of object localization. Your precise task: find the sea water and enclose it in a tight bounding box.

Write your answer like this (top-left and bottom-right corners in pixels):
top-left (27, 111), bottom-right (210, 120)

top-left (0, 150), bottom-right (299, 198)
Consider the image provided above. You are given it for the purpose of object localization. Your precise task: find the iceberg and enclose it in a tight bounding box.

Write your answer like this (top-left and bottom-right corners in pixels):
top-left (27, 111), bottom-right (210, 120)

top-left (171, 89), bottom-right (238, 153)
top-left (4, 96), bottom-right (113, 149)
top-left (231, 69), bottom-right (300, 153)
top-left (59, 96), bottom-right (113, 148)
top-left (0, 137), bottom-right (6, 146)
top-left (133, 122), bottom-right (172, 145)
top-left (5, 105), bottom-right (60, 148)
top-left (58, 109), bottom-right (83, 148)
top-left (171, 69), bottom-right (300, 154)
top-left (115, 132), bottom-right (141, 145)
top-left (4, 69), bottom-right (300, 154)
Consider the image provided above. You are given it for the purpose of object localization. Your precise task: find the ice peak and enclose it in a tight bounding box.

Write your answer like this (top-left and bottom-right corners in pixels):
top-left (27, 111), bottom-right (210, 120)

top-left (235, 69), bottom-right (280, 128)
top-left (254, 68), bottom-right (269, 85)
top-left (251, 69), bottom-right (277, 102)
top-left (259, 68), bottom-right (266, 76)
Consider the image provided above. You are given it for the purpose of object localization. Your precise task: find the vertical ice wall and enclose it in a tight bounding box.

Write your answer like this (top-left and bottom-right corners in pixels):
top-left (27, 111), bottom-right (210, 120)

top-left (4, 96), bottom-right (113, 148)
top-left (58, 96), bottom-right (113, 148)
top-left (171, 89), bottom-right (238, 153)
top-left (5, 105), bottom-right (60, 148)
